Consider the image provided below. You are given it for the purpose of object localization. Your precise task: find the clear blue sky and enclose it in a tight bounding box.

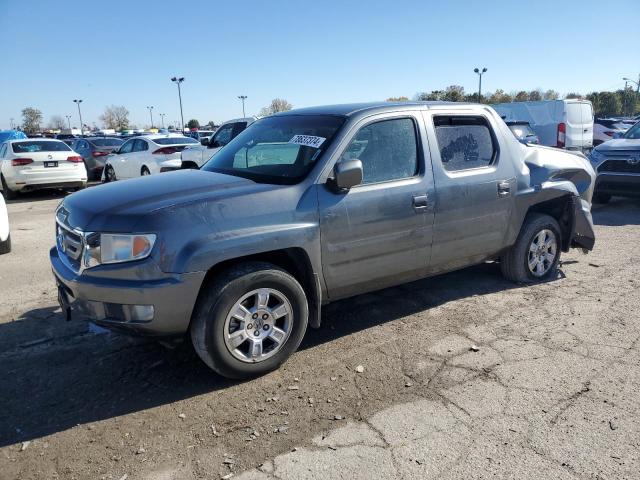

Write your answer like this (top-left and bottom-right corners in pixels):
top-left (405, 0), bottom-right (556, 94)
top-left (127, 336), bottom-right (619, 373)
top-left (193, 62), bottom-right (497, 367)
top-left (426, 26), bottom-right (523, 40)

top-left (1, 0), bottom-right (638, 129)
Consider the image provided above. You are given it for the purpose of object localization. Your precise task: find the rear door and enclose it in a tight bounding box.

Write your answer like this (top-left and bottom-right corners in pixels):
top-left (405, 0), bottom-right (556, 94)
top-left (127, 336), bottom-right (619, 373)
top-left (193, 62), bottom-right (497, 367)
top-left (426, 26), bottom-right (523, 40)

top-left (129, 139), bottom-right (149, 176)
top-left (565, 101), bottom-right (593, 151)
top-left (423, 111), bottom-right (517, 274)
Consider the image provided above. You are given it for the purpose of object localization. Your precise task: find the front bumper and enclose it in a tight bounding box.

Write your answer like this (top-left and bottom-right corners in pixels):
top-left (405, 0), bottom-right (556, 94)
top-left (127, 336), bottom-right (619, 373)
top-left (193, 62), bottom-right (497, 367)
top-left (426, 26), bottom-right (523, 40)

top-left (594, 173), bottom-right (640, 198)
top-left (50, 247), bottom-right (205, 336)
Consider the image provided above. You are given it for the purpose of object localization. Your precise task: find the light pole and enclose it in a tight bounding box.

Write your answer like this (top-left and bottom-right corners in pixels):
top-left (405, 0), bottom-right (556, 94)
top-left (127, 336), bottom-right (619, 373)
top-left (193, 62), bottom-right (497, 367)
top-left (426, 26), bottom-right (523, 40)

top-left (238, 95), bottom-right (248, 117)
top-left (171, 76), bottom-right (185, 131)
top-left (73, 99), bottom-right (84, 136)
top-left (159, 113), bottom-right (166, 129)
top-left (146, 106), bottom-right (154, 128)
top-left (65, 115), bottom-right (72, 129)
top-left (10, 118), bottom-right (14, 129)
top-left (473, 67), bottom-right (487, 99)
top-left (623, 75), bottom-right (640, 94)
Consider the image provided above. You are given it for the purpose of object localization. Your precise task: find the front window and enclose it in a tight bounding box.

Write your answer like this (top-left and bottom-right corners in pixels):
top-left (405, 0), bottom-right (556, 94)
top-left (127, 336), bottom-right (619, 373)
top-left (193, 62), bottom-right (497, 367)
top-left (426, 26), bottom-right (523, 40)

top-left (339, 118), bottom-right (418, 184)
top-left (623, 122), bottom-right (640, 139)
top-left (202, 115), bottom-right (345, 184)
top-left (12, 140), bottom-right (71, 153)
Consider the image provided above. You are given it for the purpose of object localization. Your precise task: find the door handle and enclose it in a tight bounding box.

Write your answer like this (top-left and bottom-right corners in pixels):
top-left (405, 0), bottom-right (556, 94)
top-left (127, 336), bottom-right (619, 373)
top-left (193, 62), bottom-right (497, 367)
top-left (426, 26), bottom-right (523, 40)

top-left (497, 181), bottom-right (511, 198)
top-left (412, 194), bottom-right (429, 211)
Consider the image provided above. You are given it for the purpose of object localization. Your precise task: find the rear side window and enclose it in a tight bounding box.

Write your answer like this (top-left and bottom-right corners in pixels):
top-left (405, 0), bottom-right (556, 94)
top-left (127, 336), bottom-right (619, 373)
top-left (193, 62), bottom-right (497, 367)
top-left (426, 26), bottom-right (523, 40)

top-left (340, 117), bottom-right (418, 184)
top-left (213, 125), bottom-right (234, 146)
top-left (566, 103), bottom-right (591, 124)
top-left (153, 137), bottom-right (199, 145)
top-left (12, 141), bottom-right (71, 153)
top-left (133, 139), bottom-right (148, 152)
top-left (91, 138), bottom-right (123, 147)
top-left (433, 116), bottom-right (496, 172)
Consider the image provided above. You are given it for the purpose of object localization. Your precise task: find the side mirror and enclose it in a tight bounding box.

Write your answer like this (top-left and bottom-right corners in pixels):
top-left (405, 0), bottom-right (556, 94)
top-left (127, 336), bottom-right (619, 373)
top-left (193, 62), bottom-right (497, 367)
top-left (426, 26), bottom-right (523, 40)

top-left (332, 159), bottom-right (363, 191)
top-left (613, 132), bottom-right (622, 139)
top-left (209, 140), bottom-right (221, 149)
top-left (111, 149), bottom-right (119, 155)
top-left (200, 137), bottom-right (210, 146)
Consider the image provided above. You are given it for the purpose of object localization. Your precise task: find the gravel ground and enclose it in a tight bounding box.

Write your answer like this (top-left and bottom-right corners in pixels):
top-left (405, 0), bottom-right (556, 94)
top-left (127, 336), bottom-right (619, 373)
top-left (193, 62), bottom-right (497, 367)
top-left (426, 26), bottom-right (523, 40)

top-left (1, 188), bottom-right (639, 480)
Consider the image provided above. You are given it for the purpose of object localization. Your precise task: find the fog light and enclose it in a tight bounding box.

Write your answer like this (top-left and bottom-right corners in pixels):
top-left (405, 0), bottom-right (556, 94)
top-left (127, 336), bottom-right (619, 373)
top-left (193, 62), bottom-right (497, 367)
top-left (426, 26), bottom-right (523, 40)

top-left (126, 305), bottom-right (155, 322)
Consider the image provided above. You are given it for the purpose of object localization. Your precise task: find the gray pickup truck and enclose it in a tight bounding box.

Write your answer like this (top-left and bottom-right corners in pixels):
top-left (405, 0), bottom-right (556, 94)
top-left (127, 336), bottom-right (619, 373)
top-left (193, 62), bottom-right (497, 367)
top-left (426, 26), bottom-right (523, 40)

top-left (51, 102), bottom-right (596, 379)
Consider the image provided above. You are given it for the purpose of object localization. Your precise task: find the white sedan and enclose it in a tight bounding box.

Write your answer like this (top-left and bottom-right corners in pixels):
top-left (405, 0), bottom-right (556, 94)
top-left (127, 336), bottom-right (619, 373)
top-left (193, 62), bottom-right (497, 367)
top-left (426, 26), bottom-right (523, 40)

top-left (102, 134), bottom-right (200, 181)
top-left (0, 191), bottom-right (10, 254)
top-left (0, 138), bottom-right (87, 199)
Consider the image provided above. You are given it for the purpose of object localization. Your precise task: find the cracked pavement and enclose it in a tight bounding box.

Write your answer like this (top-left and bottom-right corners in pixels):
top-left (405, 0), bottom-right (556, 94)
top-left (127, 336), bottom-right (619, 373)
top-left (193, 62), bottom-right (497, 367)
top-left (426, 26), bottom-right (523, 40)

top-left (1, 191), bottom-right (639, 479)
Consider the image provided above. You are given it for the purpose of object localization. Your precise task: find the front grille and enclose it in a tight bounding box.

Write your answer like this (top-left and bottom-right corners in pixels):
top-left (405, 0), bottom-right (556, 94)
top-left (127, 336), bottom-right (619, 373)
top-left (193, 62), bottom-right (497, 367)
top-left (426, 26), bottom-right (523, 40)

top-left (598, 160), bottom-right (640, 174)
top-left (56, 221), bottom-right (84, 272)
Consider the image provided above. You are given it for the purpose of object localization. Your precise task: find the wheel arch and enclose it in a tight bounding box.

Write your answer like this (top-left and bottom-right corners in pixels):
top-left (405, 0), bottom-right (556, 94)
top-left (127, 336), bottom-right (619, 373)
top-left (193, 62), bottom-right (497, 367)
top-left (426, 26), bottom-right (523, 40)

top-left (192, 247), bottom-right (322, 330)
top-left (523, 194), bottom-right (574, 252)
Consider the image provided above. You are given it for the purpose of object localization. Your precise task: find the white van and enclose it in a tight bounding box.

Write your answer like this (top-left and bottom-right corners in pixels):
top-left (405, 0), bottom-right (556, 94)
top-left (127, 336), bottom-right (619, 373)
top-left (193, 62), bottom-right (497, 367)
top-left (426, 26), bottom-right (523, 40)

top-left (492, 99), bottom-right (594, 152)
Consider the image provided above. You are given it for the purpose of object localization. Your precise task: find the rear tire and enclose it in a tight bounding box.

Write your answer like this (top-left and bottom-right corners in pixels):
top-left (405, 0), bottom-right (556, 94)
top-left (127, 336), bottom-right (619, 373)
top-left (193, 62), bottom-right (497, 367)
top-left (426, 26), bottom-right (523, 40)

top-left (190, 262), bottom-right (309, 379)
top-left (592, 193), bottom-right (611, 204)
top-left (1, 176), bottom-right (18, 200)
top-left (501, 213), bottom-right (562, 283)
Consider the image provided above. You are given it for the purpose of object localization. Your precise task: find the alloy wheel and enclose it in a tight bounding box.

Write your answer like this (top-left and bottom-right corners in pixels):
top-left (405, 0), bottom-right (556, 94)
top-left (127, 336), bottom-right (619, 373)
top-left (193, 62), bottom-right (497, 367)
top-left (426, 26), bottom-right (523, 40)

top-left (528, 229), bottom-right (557, 277)
top-left (223, 288), bottom-right (293, 363)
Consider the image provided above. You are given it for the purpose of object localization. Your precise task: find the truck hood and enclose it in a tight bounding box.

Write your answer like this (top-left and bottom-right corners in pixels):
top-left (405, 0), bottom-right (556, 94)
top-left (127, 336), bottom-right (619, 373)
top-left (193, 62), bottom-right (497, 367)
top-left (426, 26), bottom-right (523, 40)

top-left (61, 170), bottom-right (275, 232)
top-left (594, 138), bottom-right (640, 151)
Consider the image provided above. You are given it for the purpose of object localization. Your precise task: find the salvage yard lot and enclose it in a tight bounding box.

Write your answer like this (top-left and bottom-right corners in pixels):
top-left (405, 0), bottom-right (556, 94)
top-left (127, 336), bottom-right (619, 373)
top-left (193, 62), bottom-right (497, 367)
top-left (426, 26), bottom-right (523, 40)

top-left (1, 188), bottom-right (639, 479)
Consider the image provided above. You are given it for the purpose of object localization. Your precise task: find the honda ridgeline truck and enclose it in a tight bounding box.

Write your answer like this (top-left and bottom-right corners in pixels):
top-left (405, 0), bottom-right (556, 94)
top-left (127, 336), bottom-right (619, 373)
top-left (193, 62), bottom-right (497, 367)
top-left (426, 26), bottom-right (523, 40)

top-left (51, 102), bottom-right (596, 379)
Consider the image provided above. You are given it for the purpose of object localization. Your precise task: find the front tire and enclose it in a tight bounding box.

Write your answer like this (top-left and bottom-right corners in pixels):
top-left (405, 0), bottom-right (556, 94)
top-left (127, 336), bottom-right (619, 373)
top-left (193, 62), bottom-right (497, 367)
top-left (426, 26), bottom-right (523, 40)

top-left (141, 166), bottom-right (150, 176)
top-left (190, 262), bottom-right (309, 379)
top-left (501, 213), bottom-right (562, 283)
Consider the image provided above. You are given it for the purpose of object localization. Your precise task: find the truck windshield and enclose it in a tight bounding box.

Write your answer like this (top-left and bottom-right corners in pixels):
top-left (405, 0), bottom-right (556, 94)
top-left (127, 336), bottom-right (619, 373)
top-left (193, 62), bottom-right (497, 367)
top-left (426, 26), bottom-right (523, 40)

top-left (202, 115), bottom-right (345, 184)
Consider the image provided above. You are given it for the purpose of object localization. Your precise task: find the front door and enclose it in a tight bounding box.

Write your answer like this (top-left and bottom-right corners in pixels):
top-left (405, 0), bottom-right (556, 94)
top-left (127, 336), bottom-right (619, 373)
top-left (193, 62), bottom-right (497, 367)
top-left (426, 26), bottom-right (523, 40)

top-left (318, 113), bottom-right (435, 300)
top-left (423, 111), bottom-right (516, 274)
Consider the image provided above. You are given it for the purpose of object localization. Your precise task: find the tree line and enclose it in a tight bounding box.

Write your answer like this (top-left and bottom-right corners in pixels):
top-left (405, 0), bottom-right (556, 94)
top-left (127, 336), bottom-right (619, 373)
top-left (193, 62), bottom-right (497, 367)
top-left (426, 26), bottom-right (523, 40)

top-left (16, 98), bottom-right (295, 134)
top-left (388, 86), bottom-right (640, 118)
top-left (17, 88), bottom-right (638, 135)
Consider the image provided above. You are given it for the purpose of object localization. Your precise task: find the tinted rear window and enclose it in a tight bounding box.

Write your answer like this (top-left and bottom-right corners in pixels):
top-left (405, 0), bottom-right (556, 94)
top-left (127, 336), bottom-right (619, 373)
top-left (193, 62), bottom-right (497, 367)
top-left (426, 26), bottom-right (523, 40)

top-left (12, 141), bottom-right (71, 153)
top-left (91, 138), bottom-right (123, 147)
top-left (152, 137), bottom-right (199, 145)
top-left (508, 124), bottom-right (536, 137)
top-left (567, 103), bottom-right (592, 125)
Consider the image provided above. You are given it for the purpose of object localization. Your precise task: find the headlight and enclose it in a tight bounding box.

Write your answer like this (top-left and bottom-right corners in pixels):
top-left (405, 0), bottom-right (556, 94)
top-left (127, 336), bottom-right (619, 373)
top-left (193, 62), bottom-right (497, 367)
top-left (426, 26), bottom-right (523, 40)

top-left (589, 149), bottom-right (606, 165)
top-left (83, 233), bottom-right (156, 268)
